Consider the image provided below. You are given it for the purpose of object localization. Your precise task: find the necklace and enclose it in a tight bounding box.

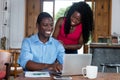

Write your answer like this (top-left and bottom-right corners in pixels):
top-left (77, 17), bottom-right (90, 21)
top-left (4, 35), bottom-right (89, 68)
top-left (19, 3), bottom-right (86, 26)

top-left (70, 26), bottom-right (73, 30)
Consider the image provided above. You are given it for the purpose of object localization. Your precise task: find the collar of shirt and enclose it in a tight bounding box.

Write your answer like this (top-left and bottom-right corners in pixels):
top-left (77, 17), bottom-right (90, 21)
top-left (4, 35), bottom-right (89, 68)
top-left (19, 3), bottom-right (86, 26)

top-left (31, 33), bottom-right (52, 45)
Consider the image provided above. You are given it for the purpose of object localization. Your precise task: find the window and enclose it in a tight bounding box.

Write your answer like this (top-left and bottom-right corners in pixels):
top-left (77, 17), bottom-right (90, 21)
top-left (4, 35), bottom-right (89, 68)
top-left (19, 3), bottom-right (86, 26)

top-left (42, 1), bottom-right (54, 17)
top-left (42, 0), bottom-right (84, 23)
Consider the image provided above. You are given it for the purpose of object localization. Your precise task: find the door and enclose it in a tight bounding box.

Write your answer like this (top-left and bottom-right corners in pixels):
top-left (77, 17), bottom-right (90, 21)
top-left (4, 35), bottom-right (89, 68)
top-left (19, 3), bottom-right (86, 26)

top-left (93, 0), bottom-right (111, 42)
top-left (25, 0), bottom-right (41, 37)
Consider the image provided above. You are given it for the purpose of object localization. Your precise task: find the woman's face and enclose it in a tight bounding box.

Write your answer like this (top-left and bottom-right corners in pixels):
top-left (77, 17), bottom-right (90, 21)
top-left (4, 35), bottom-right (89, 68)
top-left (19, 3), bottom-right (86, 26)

top-left (70, 11), bottom-right (81, 26)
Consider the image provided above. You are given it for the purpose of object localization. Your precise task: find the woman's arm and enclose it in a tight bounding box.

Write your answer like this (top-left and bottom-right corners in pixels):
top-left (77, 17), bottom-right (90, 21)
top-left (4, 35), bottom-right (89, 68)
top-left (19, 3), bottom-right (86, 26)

top-left (52, 17), bottom-right (64, 38)
top-left (64, 33), bottom-right (83, 50)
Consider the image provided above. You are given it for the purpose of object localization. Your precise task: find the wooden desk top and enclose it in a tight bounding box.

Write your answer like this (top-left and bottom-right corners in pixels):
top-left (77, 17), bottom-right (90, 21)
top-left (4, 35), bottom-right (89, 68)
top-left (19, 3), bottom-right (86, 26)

top-left (15, 72), bottom-right (120, 80)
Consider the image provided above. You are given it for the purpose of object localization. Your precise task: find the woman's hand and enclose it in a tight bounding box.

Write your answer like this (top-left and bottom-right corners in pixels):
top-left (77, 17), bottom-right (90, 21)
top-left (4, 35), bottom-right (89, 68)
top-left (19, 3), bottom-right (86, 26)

top-left (59, 40), bottom-right (64, 44)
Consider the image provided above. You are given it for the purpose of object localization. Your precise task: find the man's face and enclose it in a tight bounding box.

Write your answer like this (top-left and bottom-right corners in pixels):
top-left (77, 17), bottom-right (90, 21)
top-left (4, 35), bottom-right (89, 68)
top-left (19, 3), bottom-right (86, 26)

top-left (38, 17), bottom-right (53, 39)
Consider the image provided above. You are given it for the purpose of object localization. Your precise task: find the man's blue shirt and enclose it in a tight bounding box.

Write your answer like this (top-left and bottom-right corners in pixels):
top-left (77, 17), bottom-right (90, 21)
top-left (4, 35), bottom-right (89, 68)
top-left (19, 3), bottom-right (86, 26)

top-left (18, 34), bottom-right (65, 69)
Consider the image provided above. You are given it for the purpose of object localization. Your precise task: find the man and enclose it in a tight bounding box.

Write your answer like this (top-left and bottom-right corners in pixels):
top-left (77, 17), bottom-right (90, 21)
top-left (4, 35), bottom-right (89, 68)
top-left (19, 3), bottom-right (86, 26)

top-left (18, 12), bottom-right (65, 72)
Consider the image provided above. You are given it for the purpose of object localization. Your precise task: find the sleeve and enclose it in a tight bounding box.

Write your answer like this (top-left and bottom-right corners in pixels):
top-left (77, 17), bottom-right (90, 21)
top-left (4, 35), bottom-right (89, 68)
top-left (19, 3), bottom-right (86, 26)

top-left (18, 38), bottom-right (33, 69)
top-left (57, 42), bottom-right (65, 64)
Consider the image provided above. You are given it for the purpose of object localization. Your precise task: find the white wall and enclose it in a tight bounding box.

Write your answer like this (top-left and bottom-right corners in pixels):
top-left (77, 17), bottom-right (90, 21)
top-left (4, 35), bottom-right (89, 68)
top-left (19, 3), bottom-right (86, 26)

top-left (111, 0), bottom-right (120, 35)
top-left (0, 0), bottom-right (11, 49)
top-left (9, 0), bottom-right (25, 48)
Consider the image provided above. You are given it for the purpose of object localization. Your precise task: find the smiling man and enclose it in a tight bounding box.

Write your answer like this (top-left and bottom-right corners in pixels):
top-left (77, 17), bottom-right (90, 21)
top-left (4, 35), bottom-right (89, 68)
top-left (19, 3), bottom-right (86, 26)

top-left (18, 12), bottom-right (65, 72)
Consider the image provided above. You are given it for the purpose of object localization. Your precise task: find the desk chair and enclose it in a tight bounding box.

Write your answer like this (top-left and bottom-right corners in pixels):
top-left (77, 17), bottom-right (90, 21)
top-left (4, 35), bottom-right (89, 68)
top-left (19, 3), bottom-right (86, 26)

top-left (0, 50), bottom-right (12, 80)
top-left (100, 63), bottom-right (120, 73)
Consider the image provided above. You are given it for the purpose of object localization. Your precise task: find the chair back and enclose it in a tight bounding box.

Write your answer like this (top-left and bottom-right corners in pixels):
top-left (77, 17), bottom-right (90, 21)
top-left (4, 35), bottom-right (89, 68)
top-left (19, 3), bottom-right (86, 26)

top-left (0, 50), bottom-right (11, 70)
top-left (0, 50), bottom-right (11, 79)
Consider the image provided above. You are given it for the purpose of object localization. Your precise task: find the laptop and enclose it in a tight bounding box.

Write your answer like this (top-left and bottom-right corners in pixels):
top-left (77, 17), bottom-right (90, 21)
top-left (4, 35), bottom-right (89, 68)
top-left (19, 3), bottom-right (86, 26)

top-left (61, 54), bottom-right (92, 76)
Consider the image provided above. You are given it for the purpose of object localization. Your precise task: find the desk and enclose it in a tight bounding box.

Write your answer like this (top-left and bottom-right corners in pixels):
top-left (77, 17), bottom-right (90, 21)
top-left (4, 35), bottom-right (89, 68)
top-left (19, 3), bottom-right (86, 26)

top-left (15, 72), bottom-right (120, 80)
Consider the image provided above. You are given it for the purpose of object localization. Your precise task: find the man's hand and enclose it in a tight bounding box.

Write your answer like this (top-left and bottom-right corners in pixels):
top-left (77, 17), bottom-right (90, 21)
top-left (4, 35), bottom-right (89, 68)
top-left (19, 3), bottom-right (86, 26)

top-left (48, 62), bottom-right (62, 72)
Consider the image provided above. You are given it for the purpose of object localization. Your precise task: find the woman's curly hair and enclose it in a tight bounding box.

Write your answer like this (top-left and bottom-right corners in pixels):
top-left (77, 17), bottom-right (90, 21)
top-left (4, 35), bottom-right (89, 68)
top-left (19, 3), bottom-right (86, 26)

top-left (64, 1), bottom-right (93, 43)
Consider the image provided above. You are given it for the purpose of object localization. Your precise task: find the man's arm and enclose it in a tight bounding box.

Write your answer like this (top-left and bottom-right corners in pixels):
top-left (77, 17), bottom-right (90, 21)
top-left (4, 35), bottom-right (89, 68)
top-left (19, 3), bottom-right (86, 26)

top-left (26, 60), bottom-right (62, 72)
top-left (26, 60), bottom-right (52, 71)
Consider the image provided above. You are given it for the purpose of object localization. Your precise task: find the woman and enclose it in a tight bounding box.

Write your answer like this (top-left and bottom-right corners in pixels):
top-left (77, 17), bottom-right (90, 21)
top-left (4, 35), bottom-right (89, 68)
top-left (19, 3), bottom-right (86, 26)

top-left (52, 1), bottom-right (93, 54)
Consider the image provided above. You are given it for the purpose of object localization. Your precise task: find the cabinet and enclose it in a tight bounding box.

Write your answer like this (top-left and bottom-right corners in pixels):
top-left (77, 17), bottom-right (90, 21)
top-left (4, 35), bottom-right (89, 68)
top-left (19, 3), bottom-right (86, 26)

top-left (90, 44), bottom-right (120, 72)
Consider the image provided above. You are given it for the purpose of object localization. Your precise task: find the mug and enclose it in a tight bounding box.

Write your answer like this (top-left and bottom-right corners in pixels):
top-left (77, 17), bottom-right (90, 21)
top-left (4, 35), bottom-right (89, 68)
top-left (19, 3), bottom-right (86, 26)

top-left (82, 66), bottom-right (98, 79)
top-left (118, 36), bottom-right (120, 44)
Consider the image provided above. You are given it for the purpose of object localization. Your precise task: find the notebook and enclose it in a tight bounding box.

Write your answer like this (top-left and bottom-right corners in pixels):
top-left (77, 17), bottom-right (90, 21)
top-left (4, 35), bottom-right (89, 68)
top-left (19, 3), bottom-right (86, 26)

top-left (61, 54), bottom-right (92, 76)
top-left (25, 71), bottom-right (50, 77)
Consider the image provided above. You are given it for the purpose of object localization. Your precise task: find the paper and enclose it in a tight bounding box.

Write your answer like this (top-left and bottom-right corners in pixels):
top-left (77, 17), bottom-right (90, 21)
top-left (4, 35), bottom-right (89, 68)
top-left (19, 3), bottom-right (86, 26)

top-left (25, 71), bottom-right (50, 77)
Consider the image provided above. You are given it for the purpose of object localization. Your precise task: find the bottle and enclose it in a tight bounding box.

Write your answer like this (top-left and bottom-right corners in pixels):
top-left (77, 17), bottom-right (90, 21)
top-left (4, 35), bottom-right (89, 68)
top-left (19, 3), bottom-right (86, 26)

top-left (107, 36), bottom-right (112, 46)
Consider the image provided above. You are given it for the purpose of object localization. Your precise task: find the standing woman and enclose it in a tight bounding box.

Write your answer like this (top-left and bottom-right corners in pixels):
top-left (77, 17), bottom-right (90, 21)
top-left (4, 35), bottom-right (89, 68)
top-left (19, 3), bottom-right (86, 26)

top-left (52, 1), bottom-right (93, 54)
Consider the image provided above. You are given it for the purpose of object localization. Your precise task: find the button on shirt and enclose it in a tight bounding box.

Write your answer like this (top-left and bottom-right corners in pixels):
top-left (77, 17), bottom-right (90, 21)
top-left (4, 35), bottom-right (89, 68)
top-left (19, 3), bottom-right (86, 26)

top-left (18, 34), bottom-right (65, 69)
